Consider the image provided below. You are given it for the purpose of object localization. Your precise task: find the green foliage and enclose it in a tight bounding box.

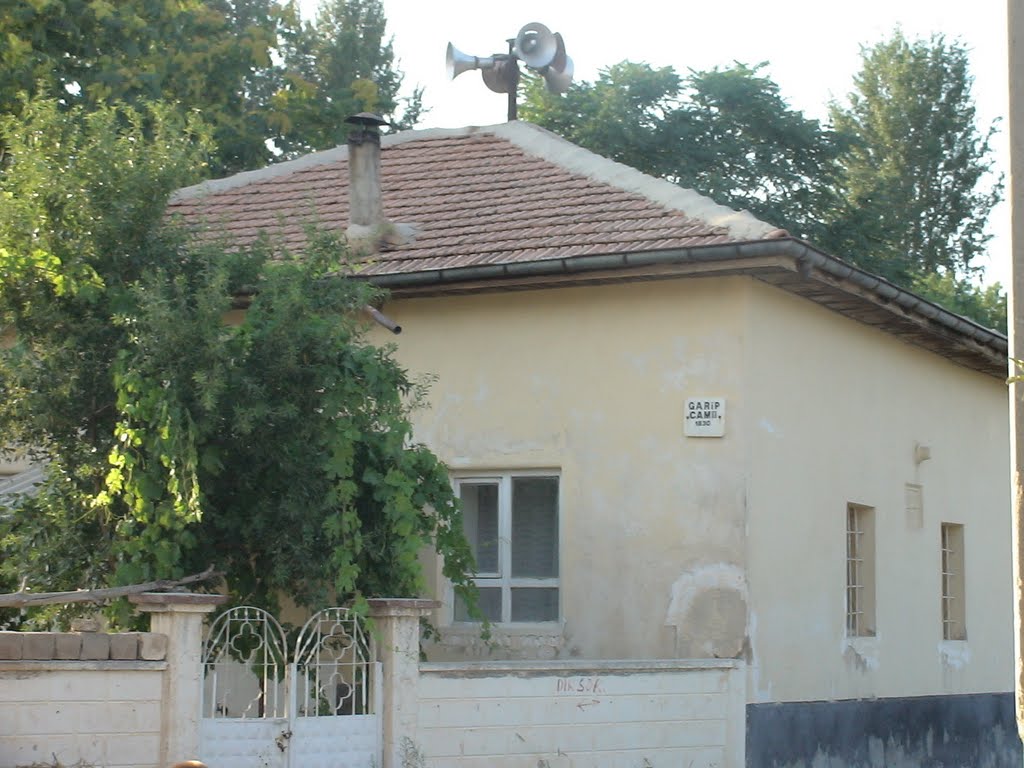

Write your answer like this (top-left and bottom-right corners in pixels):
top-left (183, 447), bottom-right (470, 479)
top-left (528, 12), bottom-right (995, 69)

top-left (0, 99), bottom-right (477, 627)
top-left (107, 234), bottom-right (476, 613)
top-left (521, 62), bottom-right (684, 183)
top-left (521, 61), bottom-right (847, 243)
top-left (0, 97), bottom-right (211, 468)
top-left (911, 272), bottom-right (1006, 334)
top-left (828, 31), bottom-right (1002, 283)
top-left (272, 0), bottom-right (423, 156)
top-left (0, 0), bottom-right (419, 174)
top-left (0, 0), bottom-right (288, 174)
top-left (0, 98), bottom-right (212, 627)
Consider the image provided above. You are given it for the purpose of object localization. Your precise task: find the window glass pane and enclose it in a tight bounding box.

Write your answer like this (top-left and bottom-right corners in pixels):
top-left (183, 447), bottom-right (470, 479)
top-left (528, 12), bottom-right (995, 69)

top-left (460, 483), bottom-right (499, 574)
top-left (511, 477), bottom-right (558, 578)
top-left (454, 587), bottom-right (502, 622)
top-left (511, 588), bottom-right (559, 622)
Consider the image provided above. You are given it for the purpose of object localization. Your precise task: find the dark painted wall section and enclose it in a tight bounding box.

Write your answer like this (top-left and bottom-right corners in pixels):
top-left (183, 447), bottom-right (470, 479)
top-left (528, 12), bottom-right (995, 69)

top-left (747, 693), bottom-right (1022, 768)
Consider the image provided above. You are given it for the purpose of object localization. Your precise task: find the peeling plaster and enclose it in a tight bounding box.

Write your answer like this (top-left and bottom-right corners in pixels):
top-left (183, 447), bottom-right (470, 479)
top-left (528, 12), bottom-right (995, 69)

top-left (844, 636), bottom-right (881, 672)
top-left (666, 563), bottom-right (748, 619)
top-left (747, 610), bottom-right (774, 704)
top-left (434, 626), bottom-right (566, 661)
top-left (665, 563), bottom-right (748, 658)
top-left (939, 640), bottom-right (971, 669)
top-left (473, 380), bottom-right (489, 403)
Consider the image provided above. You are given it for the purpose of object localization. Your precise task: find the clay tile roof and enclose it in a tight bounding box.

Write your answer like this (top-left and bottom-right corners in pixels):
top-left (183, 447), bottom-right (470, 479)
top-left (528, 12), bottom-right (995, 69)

top-left (168, 122), bottom-right (778, 276)
top-left (167, 122), bottom-right (1008, 377)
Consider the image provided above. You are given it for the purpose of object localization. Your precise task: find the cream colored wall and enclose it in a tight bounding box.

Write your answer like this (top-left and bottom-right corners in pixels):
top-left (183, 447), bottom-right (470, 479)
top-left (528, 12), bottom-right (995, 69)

top-left (376, 279), bottom-right (753, 661)
top-left (742, 280), bottom-right (1012, 703)
top-left (374, 275), bottom-right (1011, 704)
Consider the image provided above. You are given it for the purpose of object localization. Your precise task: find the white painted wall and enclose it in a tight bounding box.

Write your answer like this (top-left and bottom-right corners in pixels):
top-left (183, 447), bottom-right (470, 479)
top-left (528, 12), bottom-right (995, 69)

top-left (417, 660), bottom-right (745, 768)
top-left (0, 663), bottom-right (164, 768)
top-left (742, 281), bottom-right (1013, 703)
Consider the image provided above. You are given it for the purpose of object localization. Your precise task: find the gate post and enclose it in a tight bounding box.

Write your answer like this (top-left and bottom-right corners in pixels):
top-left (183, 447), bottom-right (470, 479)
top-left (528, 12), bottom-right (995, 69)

top-left (368, 598), bottom-right (438, 768)
top-left (131, 592), bottom-right (228, 768)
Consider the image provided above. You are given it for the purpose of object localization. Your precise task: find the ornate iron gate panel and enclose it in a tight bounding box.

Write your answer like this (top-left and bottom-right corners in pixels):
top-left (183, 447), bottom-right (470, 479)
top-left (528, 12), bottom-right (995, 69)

top-left (290, 608), bottom-right (382, 766)
top-left (199, 606), bottom-right (380, 768)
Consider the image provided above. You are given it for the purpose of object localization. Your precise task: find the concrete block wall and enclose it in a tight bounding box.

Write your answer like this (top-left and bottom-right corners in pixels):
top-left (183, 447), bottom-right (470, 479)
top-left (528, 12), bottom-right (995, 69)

top-left (0, 664), bottom-right (165, 768)
top-left (0, 593), bottom-right (224, 768)
top-left (416, 660), bottom-right (746, 768)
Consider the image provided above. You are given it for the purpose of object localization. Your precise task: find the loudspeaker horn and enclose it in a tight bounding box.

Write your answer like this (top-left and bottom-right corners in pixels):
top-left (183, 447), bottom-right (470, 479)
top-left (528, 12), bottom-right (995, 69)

top-left (541, 32), bottom-right (573, 93)
top-left (513, 22), bottom-right (558, 69)
top-left (446, 42), bottom-right (495, 80)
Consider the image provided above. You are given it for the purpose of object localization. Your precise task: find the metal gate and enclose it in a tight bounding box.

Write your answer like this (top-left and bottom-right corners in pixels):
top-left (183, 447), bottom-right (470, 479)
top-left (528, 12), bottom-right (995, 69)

top-left (199, 606), bottom-right (382, 768)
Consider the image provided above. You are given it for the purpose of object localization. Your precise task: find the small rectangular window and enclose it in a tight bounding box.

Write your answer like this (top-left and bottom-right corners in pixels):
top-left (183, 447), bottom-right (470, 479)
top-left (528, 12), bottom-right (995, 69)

top-left (454, 473), bottom-right (560, 624)
top-left (846, 503), bottom-right (876, 637)
top-left (941, 523), bottom-right (966, 641)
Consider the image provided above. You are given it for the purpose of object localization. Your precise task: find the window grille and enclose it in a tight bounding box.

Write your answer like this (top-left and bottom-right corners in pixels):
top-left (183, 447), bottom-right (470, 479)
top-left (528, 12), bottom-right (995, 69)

top-left (941, 523), bottom-right (966, 641)
top-left (846, 503), bottom-right (875, 637)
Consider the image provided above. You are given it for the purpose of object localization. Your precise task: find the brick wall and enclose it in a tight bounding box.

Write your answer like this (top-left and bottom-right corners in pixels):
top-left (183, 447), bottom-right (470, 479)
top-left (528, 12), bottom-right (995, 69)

top-left (0, 631), bottom-right (167, 768)
top-left (416, 660), bottom-right (746, 768)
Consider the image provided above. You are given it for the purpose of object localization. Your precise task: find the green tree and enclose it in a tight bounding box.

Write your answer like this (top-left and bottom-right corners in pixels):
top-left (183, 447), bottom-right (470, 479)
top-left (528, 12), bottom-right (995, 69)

top-left (521, 61), bottom-right (847, 243)
top-left (910, 272), bottom-right (1006, 333)
top-left (0, 0), bottom-right (289, 174)
top-left (0, 98), bottom-right (213, 623)
top-left (0, 99), bottom-right (475, 626)
top-left (271, 0), bottom-right (423, 156)
top-left (0, 0), bottom-right (420, 174)
top-left (828, 31), bottom-right (1002, 284)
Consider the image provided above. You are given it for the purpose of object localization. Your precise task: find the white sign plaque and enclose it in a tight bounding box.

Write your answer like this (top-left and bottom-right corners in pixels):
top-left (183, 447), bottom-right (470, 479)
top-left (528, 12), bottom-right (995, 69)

top-left (685, 397), bottom-right (726, 437)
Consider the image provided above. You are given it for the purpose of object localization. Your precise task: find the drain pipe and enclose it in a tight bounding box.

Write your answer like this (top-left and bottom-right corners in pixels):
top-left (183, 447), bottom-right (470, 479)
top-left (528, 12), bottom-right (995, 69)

top-left (363, 305), bottom-right (401, 335)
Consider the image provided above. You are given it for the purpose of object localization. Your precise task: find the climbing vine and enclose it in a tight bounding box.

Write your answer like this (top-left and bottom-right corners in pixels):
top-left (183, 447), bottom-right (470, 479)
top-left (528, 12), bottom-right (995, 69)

top-left (106, 233), bottom-right (479, 616)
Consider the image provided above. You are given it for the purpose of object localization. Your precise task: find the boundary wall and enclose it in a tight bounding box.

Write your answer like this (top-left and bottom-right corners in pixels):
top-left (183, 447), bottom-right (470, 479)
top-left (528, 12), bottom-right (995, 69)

top-left (1, 597), bottom-right (746, 768)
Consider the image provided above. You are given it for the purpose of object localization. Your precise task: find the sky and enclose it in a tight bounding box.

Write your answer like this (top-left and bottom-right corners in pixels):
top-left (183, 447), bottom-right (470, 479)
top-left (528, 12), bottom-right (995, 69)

top-left (299, 0), bottom-right (1011, 285)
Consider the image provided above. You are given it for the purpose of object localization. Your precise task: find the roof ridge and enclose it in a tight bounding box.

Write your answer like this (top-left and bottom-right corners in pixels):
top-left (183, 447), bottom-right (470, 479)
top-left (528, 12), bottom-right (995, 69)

top-left (487, 122), bottom-right (777, 241)
top-left (171, 124), bottom-right (507, 203)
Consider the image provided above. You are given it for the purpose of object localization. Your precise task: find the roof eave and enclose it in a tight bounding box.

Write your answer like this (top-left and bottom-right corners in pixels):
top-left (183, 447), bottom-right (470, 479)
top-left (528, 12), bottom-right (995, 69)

top-left (365, 238), bottom-right (1008, 378)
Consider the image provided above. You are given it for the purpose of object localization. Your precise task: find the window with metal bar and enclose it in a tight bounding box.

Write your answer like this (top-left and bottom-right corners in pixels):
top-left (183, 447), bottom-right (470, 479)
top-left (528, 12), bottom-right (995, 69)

top-left (846, 503), bottom-right (876, 637)
top-left (941, 523), bottom-right (966, 641)
top-left (453, 472), bottom-right (560, 624)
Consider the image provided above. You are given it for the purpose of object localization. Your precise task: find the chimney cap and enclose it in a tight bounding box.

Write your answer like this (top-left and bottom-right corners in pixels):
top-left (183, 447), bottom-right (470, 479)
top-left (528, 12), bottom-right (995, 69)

top-left (345, 112), bottom-right (389, 129)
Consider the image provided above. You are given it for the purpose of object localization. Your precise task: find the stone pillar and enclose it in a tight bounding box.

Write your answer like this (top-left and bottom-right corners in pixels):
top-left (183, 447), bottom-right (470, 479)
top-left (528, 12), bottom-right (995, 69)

top-left (130, 592), bottom-right (227, 768)
top-left (368, 598), bottom-right (438, 768)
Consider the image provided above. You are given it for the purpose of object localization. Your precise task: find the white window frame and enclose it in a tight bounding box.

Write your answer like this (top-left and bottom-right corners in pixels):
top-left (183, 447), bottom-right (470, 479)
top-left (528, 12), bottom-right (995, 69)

top-left (451, 470), bottom-right (561, 625)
